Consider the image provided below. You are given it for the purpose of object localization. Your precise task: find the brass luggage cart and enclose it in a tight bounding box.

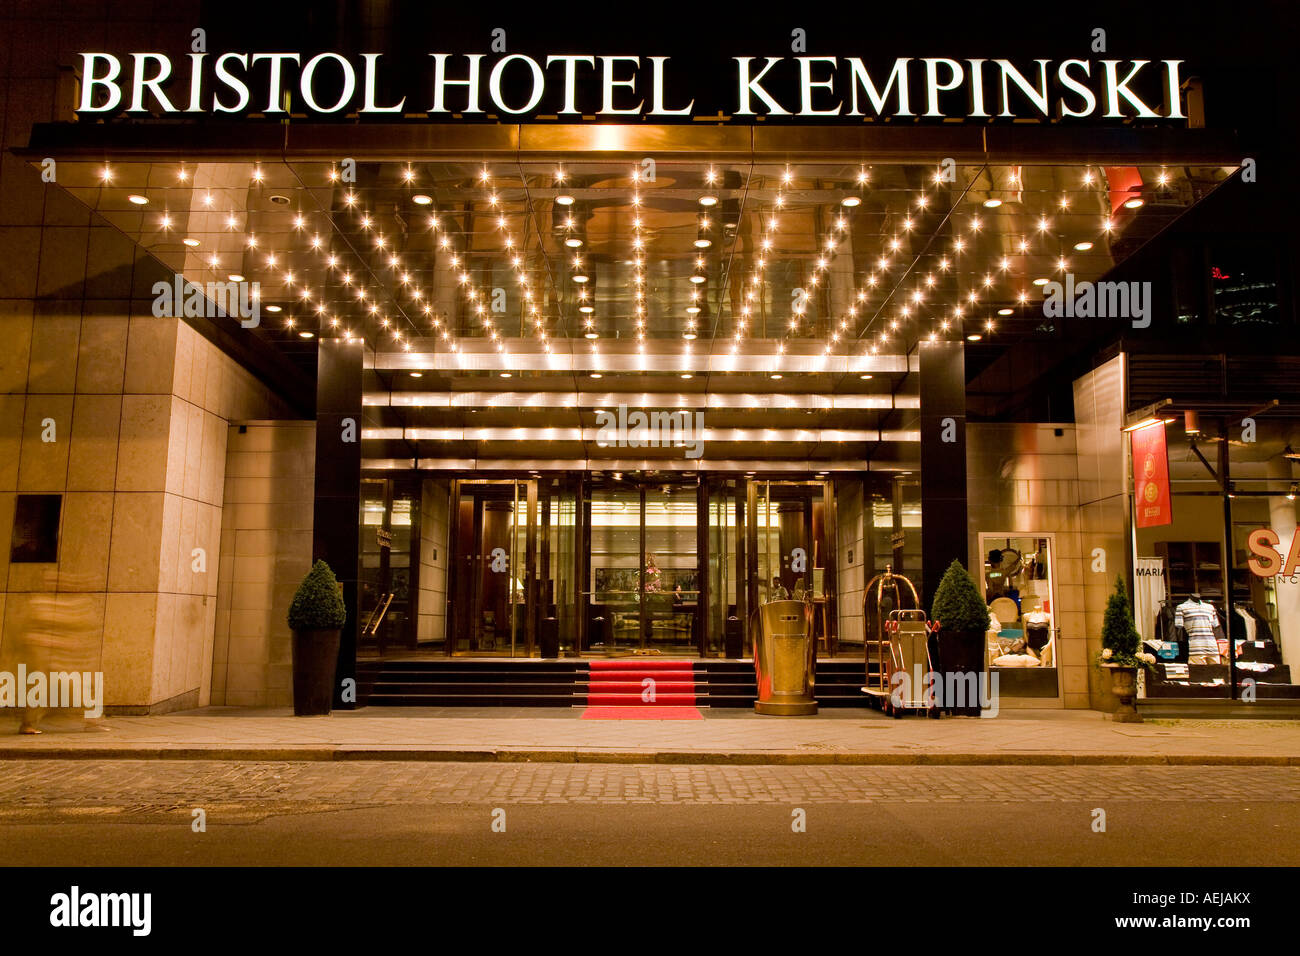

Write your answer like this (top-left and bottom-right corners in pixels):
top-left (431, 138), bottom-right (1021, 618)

top-left (860, 568), bottom-right (939, 717)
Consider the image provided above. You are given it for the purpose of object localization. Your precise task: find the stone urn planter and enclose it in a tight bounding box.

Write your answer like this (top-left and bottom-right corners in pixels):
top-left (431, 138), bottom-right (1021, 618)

top-left (1098, 576), bottom-right (1145, 723)
top-left (1103, 663), bottom-right (1142, 723)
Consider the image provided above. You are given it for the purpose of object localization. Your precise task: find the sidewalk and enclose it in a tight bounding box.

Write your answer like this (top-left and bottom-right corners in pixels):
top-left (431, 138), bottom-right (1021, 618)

top-left (3, 706), bottom-right (1300, 765)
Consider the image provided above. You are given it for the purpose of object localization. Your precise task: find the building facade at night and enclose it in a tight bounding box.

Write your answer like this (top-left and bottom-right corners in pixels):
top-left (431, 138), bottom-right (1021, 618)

top-left (1, 3), bottom-right (1297, 718)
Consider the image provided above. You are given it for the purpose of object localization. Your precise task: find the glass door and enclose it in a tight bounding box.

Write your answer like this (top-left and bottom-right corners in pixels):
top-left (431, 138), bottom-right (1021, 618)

top-left (745, 478), bottom-right (835, 652)
top-left (590, 478), bottom-right (642, 653)
top-left (538, 475), bottom-right (579, 655)
top-left (358, 477), bottom-right (418, 658)
top-left (587, 473), bottom-right (700, 655)
top-left (705, 477), bottom-right (743, 656)
top-left (449, 479), bottom-right (536, 656)
top-left (643, 481), bottom-right (698, 652)
top-left (358, 478), bottom-right (388, 659)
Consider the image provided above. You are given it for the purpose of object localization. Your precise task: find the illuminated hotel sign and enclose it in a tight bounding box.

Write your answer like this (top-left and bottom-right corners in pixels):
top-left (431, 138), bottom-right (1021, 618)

top-left (75, 52), bottom-right (1188, 122)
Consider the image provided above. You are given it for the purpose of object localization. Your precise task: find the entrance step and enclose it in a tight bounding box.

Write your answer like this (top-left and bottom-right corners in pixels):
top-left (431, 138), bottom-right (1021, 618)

top-left (357, 660), bottom-right (586, 707)
top-left (586, 660), bottom-right (700, 707)
top-left (697, 659), bottom-right (872, 707)
top-left (356, 657), bottom-right (873, 708)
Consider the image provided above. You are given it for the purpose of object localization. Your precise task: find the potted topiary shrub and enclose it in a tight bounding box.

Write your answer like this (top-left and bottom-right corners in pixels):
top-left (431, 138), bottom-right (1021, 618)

top-left (1098, 575), bottom-right (1155, 723)
top-left (287, 559), bottom-right (347, 716)
top-left (930, 559), bottom-right (991, 716)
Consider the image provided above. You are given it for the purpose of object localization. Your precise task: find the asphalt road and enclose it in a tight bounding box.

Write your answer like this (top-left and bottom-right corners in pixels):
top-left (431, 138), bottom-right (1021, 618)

top-left (0, 760), bottom-right (1297, 866)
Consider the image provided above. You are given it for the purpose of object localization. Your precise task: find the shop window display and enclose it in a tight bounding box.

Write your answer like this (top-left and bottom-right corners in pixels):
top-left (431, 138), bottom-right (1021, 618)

top-left (1133, 414), bottom-right (1299, 699)
top-left (979, 536), bottom-right (1059, 690)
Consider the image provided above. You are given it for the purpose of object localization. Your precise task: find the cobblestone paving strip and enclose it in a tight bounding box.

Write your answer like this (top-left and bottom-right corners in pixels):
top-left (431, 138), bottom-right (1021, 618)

top-left (0, 761), bottom-right (1297, 806)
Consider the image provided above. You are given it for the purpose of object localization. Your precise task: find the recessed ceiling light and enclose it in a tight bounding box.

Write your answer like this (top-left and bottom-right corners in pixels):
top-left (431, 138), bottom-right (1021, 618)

top-left (680, 373), bottom-right (694, 379)
top-left (967, 333), bottom-right (983, 341)
top-left (841, 196), bottom-right (861, 207)
top-left (983, 198), bottom-right (1002, 208)
top-left (1074, 240), bottom-right (1094, 251)
top-left (859, 374), bottom-right (873, 380)
top-left (500, 372), bottom-right (513, 378)
top-left (228, 274), bottom-right (245, 282)
top-left (770, 373), bottom-right (783, 380)
top-left (579, 305), bottom-right (594, 314)
top-left (182, 237), bottom-right (200, 247)
top-left (412, 194), bottom-right (432, 205)
top-left (694, 238), bottom-right (712, 248)
top-left (127, 194), bottom-right (148, 205)
top-left (410, 372), bottom-right (423, 378)
top-left (269, 194), bottom-right (290, 205)
top-left (589, 372), bottom-right (602, 379)
top-left (683, 332), bottom-right (697, 340)
top-left (564, 238), bottom-right (583, 248)
top-left (689, 274), bottom-right (706, 284)
top-left (584, 332), bottom-right (599, 339)
top-left (1032, 277), bottom-right (1049, 286)
top-left (556, 195), bottom-right (575, 205)
top-left (298, 330), bottom-right (314, 338)
top-left (1124, 198), bottom-right (1144, 209)
top-left (572, 274), bottom-right (589, 283)
top-left (686, 306), bottom-right (701, 314)
top-left (997, 308), bottom-right (1013, 315)
top-left (265, 305), bottom-right (282, 313)
top-left (698, 195), bottom-right (718, 206)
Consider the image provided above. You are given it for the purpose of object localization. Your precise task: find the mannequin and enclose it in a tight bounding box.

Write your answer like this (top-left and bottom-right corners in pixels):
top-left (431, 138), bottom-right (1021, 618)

top-left (1176, 593), bottom-right (1221, 665)
top-left (1024, 603), bottom-right (1051, 656)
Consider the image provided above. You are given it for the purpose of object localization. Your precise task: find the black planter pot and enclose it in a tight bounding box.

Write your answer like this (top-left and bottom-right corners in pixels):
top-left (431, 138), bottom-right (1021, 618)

top-left (936, 628), bottom-right (987, 716)
top-left (724, 615), bottom-right (743, 658)
top-left (540, 616), bottom-right (560, 658)
top-left (292, 628), bottom-right (341, 716)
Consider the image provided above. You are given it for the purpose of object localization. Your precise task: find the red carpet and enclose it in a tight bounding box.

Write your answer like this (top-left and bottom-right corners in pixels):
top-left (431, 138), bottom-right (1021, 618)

top-left (585, 659), bottom-right (698, 706)
top-left (581, 705), bottom-right (703, 720)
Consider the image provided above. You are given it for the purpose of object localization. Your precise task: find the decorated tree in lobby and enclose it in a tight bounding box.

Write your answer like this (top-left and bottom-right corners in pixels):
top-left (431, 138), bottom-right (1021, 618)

top-left (643, 553), bottom-right (662, 593)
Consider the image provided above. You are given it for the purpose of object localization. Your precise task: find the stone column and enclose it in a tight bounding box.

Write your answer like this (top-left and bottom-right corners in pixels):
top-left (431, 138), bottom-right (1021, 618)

top-left (919, 339), bottom-right (968, 610)
top-left (312, 339), bottom-right (363, 708)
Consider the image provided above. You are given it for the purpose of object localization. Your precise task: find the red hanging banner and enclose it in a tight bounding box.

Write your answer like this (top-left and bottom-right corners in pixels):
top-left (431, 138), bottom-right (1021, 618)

top-left (1131, 421), bottom-right (1173, 528)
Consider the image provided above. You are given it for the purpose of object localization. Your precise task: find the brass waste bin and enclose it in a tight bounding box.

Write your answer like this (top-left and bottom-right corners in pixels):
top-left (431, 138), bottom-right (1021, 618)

top-left (753, 599), bottom-right (817, 715)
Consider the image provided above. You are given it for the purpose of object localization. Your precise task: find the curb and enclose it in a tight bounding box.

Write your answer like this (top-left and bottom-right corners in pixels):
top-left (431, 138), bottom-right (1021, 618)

top-left (0, 746), bottom-right (1298, 766)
